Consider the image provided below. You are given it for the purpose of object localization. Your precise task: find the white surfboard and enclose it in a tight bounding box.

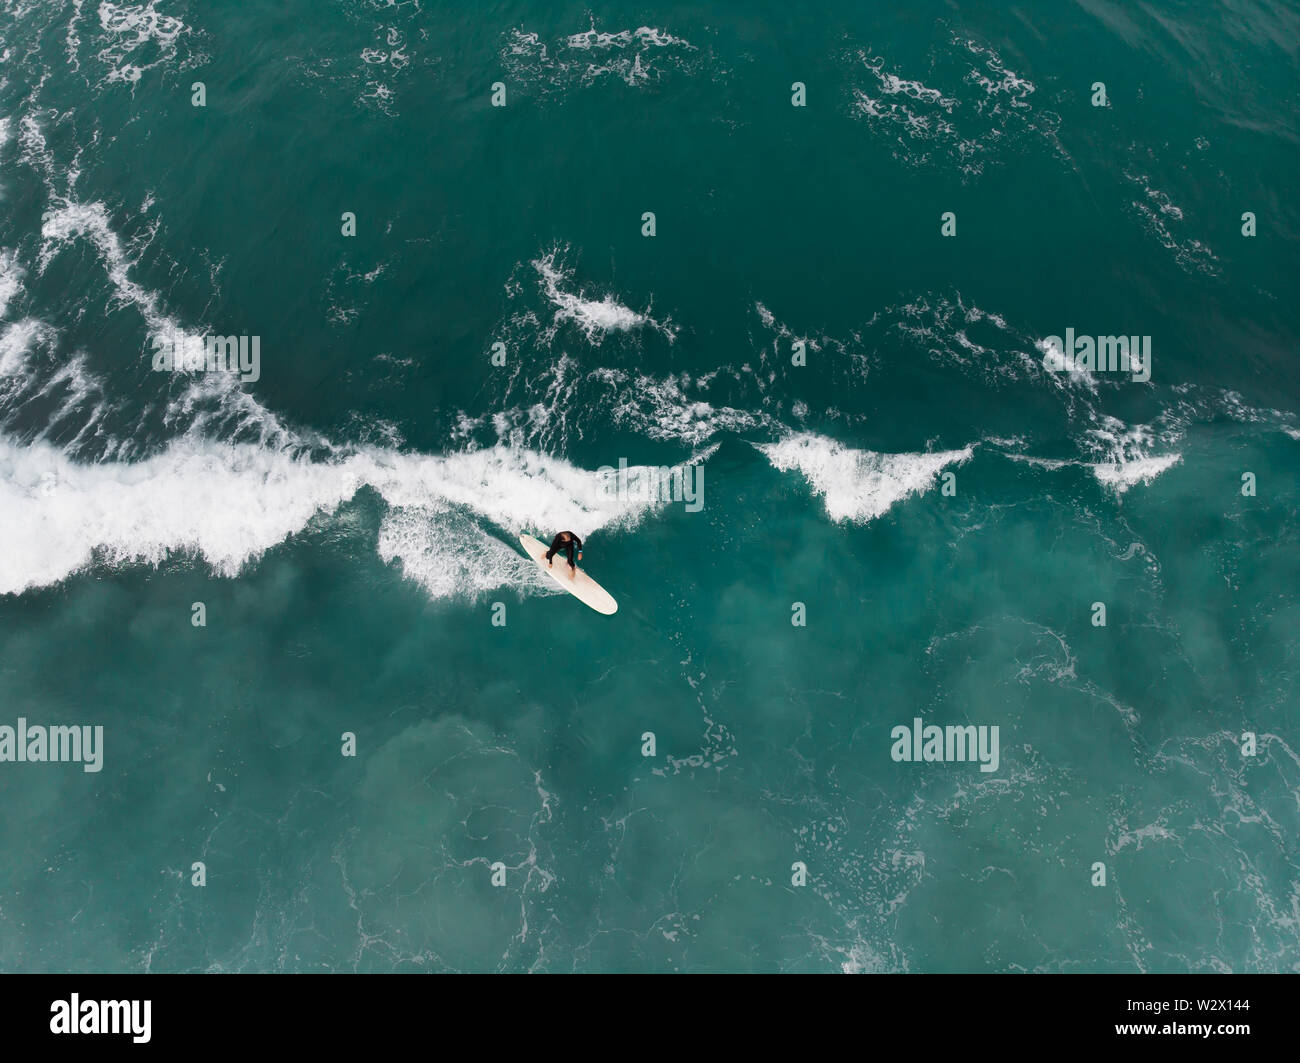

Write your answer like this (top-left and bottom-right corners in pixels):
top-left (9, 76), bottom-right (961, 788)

top-left (519, 534), bottom-right (618, 615)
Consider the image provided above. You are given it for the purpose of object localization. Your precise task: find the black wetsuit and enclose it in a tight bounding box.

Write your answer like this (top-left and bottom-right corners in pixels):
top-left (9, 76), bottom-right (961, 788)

top-left (545, 531), bottom-right (583, 570)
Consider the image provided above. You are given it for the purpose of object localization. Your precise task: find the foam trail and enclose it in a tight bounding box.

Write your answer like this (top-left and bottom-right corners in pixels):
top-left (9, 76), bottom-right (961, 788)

top-left (503, 25), bottom-right (696, 89)
top-left (96, 1), bottom-right (188, 86)
top-left (39, 199), bottom-right (301, 449)
top-left (373, 444), bottom-right (706, 596)
top-left (67, 0), bottom-right (85, 72)
top-left (0, 249), bottom-right (22, 319)
top-left (1034, 337), bottom-right (1099, 391)
top-left (0, 320), bottom-right (49, 383)
top-left (0, 437), bottom-right (690, 597)
top-left (758, 432), bottom-right (973, 522)
top-left (848, 34), bottom-right (1063, 179)
top-left (532, 248), bottom-right (675, 344)
top-left (591, 368), bottom-right (767, 444)
top-left (41, 200), bottom-right (192, 341)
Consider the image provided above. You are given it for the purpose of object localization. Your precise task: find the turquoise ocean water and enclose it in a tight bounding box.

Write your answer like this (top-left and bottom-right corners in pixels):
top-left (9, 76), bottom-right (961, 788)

top-left (1, 1), bottom-right (1298, 972)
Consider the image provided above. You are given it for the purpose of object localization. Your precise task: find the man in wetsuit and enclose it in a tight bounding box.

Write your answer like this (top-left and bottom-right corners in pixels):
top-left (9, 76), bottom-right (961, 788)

top-left (545, 530), bottom-right (583, 575)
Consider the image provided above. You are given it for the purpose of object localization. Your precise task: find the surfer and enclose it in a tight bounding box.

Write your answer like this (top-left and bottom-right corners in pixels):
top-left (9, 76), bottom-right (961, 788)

top-left (545, 531), bottom-right (583, 574)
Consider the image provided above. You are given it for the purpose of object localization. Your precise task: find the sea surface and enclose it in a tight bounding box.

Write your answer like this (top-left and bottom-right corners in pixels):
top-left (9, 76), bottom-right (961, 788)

top-left (1, 1), bottom-right (1298, 972)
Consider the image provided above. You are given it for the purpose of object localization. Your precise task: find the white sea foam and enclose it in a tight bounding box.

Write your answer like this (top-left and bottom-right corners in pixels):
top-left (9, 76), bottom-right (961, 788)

top-left (531, 248), bottom-right (674, 345)
top-left (95, 1), bottom-right (186, 85)
top-left (564, 26), bottom-right (689, 51)
top-left (752, 299), bottom-right (831, 357)
top-left (486, 347), bottom-right (764, 454)
top-left (0, 437), bottom-right (685, 597)
top-left (758, 432), bottom-right (973, 523)
top-left (376, 502), bottom-right (534, 602)
top-left (850, 47), bottom-right (965, 166)
top-left (1085, 416), bottom-right (1182, 493)
top-left (353, 25), bottom-right (414, 114)
top-left (1002, 452), bottom-right (1076, 471)
top-left (750, 300), bottom-right (872, 394)
top-left (870, 62), bottom-right (959, 109)
top-left (1033, 336), bottom-right (1098, 391)
top-left (39, 198), bottom-right (300, 450)
top-left (66, 0), bottom-right (85, 72)
top-left (42, 200), bottom-right (180, 332)
top-left (1092, 452), bottom-right (1182, 491)
top-left (503, 24), bottom-right (696, 89)
top-left (0, 318), bottom-right (48, 382)
top-left (374, 445), bottom-right (685, 597)
top-left (889, 291), bottom-right (1058, 390)
top-left (35, 352), bottom-right (120, 453)
top-left (537, 256), bottom-right (643, 334)
top-left (1001, 420), bottom-right (1182, 493)
top-left (849, 34), bottom-right (1062, 178)
top-left (592, 368), bottom-right (766, 445)
top-left (0, 249), bottom-right (22, 319)
top-left (1123, 168), bottom-right (1218, 275)
top-left (0, 437), bottom-right (354, 594)
top-left (1111, 819), bottom-right (1178, 853)
top-left (18, 114), bottom-right (54, 181)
